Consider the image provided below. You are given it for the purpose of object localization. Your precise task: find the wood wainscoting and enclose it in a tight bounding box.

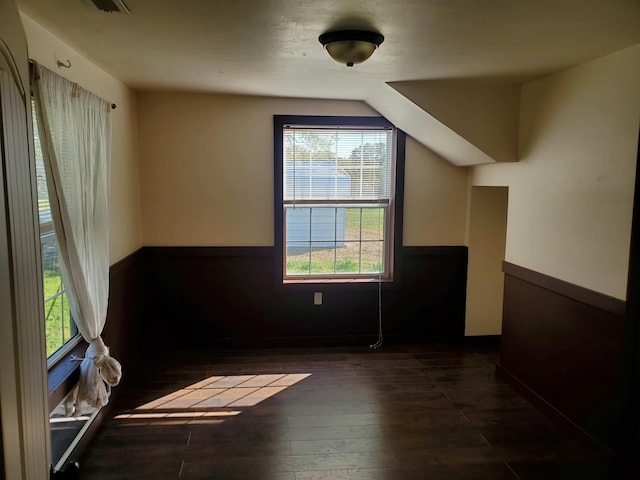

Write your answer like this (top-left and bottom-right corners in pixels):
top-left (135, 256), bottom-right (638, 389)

top-left (103, 249), bottom-right (147, 370)
top-left (143, 246), bottom-right (468, 348)
top-left (52, 247), bottom-right (146, 466)
top-left (498, 262), bottom-right (626, 453)
top-left (54, 245), bottom-right (467, 466)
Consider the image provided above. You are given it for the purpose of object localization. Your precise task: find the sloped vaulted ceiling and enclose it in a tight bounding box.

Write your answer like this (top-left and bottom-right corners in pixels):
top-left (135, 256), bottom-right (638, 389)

top-left (17, 0), bottom-right (640, 166)
top-left (380, 79), bottom-right (520, 165)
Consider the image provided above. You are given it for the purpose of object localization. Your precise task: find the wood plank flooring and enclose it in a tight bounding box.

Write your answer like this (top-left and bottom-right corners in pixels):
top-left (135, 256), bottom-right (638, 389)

top-left (79, 344), bottom-right (613, 479)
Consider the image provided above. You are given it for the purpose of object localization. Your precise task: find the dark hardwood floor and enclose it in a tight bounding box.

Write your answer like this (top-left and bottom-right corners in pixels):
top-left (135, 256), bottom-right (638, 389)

top-left (79, 343), bottom-right (612, 479)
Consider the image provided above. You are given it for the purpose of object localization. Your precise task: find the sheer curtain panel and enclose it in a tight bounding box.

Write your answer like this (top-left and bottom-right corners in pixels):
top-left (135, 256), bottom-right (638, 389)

top-left (32, 63), bottom-right (121, 412)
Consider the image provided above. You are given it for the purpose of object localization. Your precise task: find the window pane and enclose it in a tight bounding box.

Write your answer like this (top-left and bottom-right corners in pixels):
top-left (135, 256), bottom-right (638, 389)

top-left (335, 242), bottom-right (361, 274)
top-left (286, 254), bottom-right (311, 275)
top-left (361, 207), bottom-right (385, 241)
top-left (285, 205), bottom-right (387, 277)
top-left (33, 104), bottom-right (53, 229)
top-left (284, 128), bottom-right (392, 201)
top-left (310, 208), bottom-right (339, 244)
top-left (33, 99), bottom-right (78, 360)
top-left (361, 241), bottom-right (384, 274)
top-left (310, 242), bottom-right (336, 274)
top-left (44, 290), bottom-right (70, 357)
top-left (41, 232), bottom-right (61, 295)
top-left (343, 208), bottom-right (361, 241)
top-left (286, 207), bottom-right (311, 248)
top-left (61, 293), bottom-right (76, 343)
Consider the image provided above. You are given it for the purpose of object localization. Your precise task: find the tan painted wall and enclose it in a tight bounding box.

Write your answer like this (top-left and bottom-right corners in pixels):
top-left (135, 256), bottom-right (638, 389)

top-left (0, 0), bottom-right (29, 91)
top-left (403, 137), bottom-right (468, 245)
top-left (138, 91), bottom-right (469, 246)
top-left (22, 14), bottom-right (142, 265)
top-left (390, 79), bottom-right (520, 163)
top-left (471, 44), bottom-right (640, 300)
top-left (465, 187), bottom-right (508, 336)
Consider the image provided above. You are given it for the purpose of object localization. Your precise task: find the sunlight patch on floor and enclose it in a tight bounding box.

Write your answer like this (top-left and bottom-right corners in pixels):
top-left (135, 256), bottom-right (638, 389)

top-left (136, 373), bottom-right (311, 410)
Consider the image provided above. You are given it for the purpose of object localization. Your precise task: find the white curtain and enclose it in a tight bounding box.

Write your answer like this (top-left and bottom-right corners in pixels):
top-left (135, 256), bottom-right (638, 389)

top-left (32, 63), bottom-right (121, 412)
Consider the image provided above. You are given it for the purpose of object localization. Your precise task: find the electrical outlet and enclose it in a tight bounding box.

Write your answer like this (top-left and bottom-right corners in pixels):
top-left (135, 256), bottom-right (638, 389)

top-left (313, 292), bottom-right (322, 305)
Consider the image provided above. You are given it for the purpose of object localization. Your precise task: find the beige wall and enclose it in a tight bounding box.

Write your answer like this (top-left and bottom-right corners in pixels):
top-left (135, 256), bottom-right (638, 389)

top-left (138, 91), bottom-right (469, 246)
top-left (471, 44), bottom-right (640, 300)
top-left (403, 137), bottom-right (468, 245)
top-left (465, 187), bottom-right (508, 336)
top-left (0, 0), bottom-right (29, 92)
top-left (22, 14), bottom-right (142, 265)
top-left (390, 79), bottom-right (520, 163)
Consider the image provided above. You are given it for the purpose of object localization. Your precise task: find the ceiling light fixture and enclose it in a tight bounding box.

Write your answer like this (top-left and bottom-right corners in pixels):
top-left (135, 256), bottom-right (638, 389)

top-left (318, 30), bottom-right (384, 67)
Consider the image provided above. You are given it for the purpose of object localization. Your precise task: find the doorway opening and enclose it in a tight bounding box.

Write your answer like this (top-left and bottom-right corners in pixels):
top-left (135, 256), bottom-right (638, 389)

top-left (465, 186), bottom-right (509, 336)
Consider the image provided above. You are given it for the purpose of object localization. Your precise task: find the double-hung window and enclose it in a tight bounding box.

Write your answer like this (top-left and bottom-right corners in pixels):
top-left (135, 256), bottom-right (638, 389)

top-left (275, 116), bottom-right (402, 281)
top-left (32, 101), bottom-right (78, 362)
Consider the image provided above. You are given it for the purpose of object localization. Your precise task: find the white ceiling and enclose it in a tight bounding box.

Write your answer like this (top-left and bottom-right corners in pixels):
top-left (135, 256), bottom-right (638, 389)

top-left (17, 0), bottom-right (640, 100)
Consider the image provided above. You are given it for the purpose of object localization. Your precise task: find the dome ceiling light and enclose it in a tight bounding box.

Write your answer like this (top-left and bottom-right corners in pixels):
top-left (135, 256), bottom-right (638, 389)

top-left (318, 30), bottom-right (384, 67)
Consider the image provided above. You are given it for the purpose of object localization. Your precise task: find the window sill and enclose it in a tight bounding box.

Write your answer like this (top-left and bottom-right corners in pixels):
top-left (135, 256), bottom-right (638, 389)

top-left (48, 340), bottom-right (88, 412)
top-left (47, 335), bottom-right (82, 369)
top-left (279, 276), bottom-right (399, 293)
top-left (283, 277), bottom-right (391, 284)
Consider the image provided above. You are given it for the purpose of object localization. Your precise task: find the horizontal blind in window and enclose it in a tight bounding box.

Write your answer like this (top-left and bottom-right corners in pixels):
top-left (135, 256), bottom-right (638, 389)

top-left (32, 100), bottom-right (53, 230)
top-left (283, 128), bottom-right (393, 203)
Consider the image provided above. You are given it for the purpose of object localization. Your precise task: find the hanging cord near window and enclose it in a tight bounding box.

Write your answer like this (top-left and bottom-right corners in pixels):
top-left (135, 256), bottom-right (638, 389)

top-left (370, 191), bottom-right (384, 349)
top-left (369, 272), bottom-right (383, 349)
